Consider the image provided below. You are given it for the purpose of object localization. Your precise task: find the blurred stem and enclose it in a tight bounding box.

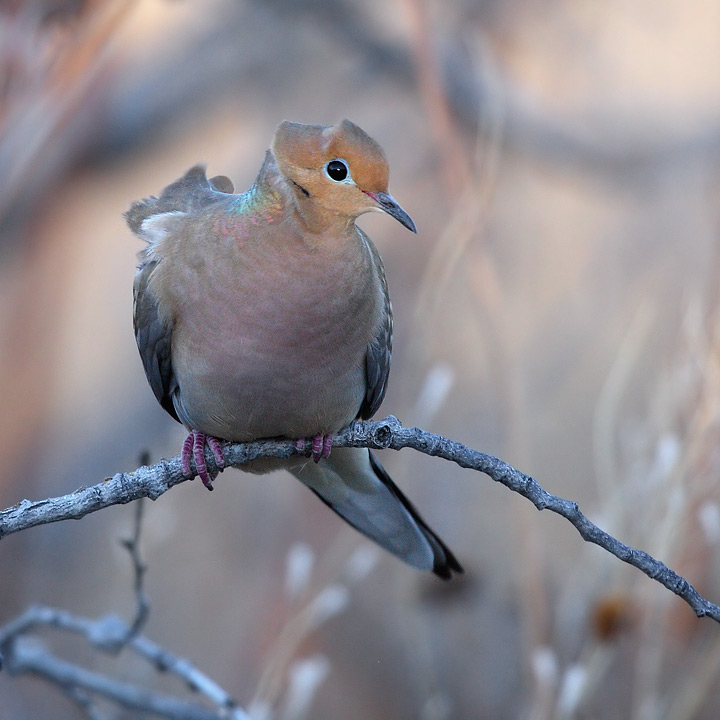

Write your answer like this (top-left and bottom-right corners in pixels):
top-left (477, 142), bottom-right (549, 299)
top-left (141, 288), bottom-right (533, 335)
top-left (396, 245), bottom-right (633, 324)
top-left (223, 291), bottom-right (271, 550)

top-left (399, 0), bottom-right (470, 197)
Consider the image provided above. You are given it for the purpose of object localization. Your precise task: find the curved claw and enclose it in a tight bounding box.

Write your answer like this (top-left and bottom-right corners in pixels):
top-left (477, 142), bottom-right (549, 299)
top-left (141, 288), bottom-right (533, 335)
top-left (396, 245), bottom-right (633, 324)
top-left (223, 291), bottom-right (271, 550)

top-left (181, 430), bottom-right (225, 490)
top-left (206, 435), bottom-right (226, 469)
top-left (296, 434), bottom-right (334, 461)
top-left (311, 433), bottom-right (334, 463)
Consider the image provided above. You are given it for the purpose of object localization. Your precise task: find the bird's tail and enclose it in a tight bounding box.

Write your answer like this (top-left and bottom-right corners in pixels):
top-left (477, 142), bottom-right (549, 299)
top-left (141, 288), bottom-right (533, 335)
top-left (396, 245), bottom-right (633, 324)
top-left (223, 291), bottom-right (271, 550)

top-left (289, 447), bottom-right (463, 579)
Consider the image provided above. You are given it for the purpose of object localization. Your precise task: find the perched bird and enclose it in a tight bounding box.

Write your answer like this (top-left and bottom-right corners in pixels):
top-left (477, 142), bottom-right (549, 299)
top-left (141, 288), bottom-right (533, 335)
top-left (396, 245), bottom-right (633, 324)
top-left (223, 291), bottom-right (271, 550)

top-left (127, 119), bottom-right (462, 579)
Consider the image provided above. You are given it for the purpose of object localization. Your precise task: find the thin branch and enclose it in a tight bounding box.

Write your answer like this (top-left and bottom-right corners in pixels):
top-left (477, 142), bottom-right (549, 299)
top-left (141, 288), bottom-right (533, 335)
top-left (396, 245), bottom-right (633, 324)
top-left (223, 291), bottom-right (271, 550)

top-left (0, 490), bottom-right (249, 720)
top-left (119, 497), bottom-right (150, 644)
top-left (0, 604), bottom-right (250, 719)
top-left (0, 522), bottom-right (352, 718)
top-left (1, 417), bottom-right (719, 623)
top-left (5, 638), bottom-right (221, 720)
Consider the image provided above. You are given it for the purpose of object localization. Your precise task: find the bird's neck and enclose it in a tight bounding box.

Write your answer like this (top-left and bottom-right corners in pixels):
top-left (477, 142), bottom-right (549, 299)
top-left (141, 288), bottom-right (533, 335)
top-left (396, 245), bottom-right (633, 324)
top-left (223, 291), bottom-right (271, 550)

top-left (290, 196), bottom-right (356, 239)
top-left (256, 150), bottom-right (356, 239)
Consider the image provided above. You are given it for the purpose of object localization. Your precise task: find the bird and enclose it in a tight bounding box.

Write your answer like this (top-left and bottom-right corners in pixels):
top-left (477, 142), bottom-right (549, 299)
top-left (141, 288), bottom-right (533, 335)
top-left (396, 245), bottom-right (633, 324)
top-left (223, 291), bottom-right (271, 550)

top-left (126, 119), bottom-right (463, 580)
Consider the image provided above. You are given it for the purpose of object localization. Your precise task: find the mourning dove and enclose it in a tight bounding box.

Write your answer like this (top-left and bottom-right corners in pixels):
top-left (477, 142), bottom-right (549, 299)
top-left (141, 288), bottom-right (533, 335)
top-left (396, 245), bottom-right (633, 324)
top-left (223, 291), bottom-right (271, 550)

top-left (127, 119), bottom-right (462, 579)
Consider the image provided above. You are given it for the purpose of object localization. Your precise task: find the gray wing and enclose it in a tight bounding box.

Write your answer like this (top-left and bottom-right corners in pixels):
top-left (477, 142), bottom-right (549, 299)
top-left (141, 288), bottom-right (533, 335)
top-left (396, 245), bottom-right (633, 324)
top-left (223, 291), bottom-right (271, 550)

top-left (127, 165), bottom-right (235, 423)
top-left (133, 260), bottom-right (179, 421)
top-left (359, 232), bottom-right (392, 420)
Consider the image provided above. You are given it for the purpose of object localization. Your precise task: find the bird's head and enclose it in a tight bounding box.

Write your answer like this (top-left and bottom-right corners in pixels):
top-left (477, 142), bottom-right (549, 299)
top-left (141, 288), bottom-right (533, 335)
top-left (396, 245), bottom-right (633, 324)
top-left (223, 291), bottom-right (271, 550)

top-left (271, 119), bottom-right (416, 233)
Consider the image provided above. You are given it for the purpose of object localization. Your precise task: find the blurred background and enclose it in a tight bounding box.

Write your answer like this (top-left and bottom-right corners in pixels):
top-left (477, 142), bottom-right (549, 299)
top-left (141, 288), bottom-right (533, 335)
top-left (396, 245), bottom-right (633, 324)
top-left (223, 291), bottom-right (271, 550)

top-left (1, 0), bottom-right (720, 717)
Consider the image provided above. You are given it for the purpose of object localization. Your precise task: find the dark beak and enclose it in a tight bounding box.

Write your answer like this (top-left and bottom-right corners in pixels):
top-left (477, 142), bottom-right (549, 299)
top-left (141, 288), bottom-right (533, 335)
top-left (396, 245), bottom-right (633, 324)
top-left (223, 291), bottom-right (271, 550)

top-left (367, 191), bottom-right (417, 233)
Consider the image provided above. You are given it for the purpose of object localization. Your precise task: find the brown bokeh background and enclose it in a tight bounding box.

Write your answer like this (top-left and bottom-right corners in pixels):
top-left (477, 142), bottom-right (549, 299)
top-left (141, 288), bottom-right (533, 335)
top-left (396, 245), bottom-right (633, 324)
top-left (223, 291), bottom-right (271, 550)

top-left (1, 1), bottom-right (720, 718)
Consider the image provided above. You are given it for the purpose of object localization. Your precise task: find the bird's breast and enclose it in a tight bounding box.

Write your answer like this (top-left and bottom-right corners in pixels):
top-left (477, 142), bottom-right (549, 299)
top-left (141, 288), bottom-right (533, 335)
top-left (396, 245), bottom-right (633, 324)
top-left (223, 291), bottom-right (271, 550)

top-left (168, 225), bottom-right (383, 442)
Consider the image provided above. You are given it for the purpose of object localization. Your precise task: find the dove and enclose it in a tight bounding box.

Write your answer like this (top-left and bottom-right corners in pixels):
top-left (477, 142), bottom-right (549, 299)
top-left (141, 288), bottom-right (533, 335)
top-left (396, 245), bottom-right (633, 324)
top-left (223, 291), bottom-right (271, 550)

top-left (127, 119), bottom-right (462, 579)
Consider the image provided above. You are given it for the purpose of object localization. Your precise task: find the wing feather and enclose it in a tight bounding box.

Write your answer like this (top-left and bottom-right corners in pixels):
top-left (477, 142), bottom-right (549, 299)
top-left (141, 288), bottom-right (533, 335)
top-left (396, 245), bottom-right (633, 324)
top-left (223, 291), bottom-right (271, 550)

top-left (127, 165), bottom-right (234, 423)
top-left (359, 232), bottom-right (392, 420)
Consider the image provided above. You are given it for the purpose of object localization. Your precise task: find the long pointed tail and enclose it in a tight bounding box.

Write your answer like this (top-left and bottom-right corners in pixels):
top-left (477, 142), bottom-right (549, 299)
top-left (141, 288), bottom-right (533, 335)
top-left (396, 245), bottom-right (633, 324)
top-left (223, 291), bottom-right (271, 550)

top-left (289, 447), bottom-right (463, 579)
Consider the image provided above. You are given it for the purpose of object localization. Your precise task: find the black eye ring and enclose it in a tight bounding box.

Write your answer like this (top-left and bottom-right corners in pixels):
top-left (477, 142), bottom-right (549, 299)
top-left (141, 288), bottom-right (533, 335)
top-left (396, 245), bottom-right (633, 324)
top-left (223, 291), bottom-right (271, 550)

top-left (325, 159), bottom-right (349, 182)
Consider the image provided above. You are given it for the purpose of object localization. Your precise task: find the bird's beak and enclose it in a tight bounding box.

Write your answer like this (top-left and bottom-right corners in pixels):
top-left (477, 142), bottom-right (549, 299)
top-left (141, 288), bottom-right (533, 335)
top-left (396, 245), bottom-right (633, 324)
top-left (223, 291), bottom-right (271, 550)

top-left (365, 191), bottom-right (417, 233)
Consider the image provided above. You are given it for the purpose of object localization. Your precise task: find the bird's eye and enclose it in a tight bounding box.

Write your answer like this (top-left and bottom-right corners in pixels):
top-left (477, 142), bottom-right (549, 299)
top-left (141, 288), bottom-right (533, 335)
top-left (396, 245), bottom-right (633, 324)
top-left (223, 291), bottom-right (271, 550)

top-left (325, 159), bottom-right (349, 182)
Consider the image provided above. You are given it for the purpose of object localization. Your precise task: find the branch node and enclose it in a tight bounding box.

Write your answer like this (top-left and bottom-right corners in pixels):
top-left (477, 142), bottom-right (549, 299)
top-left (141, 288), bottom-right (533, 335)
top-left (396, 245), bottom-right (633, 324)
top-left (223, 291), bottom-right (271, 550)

top-left (371, 421), bottom-right (394, 448)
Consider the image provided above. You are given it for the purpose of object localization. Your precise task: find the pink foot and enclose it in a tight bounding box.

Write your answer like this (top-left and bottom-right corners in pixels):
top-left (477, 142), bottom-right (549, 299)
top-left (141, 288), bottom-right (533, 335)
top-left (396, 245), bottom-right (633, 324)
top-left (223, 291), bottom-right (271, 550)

top-left (181, 430), bottom-right (225, 490)
top-left (295, 433), bottom-right (334, 463)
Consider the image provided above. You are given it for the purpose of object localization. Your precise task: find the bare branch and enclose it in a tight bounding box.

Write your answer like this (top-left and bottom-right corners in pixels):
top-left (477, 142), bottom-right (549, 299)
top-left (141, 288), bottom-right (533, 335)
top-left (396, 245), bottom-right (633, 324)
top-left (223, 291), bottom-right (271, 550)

top-left (5, 638), bottom-right (221, 720)
top-left (119, 498), bottom-right (150, 644)
top-left (0, 604), bottom-right (250, 719)
top-left (1, 417), bottom-right (719, 624)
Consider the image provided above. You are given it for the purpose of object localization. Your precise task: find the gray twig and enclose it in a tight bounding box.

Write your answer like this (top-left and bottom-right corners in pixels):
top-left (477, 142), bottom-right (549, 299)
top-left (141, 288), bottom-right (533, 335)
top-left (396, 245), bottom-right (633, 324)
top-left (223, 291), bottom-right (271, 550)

top-left (5, 638), bottom-right (221, 720)
top-left (0, 492), bottom-right (249, 719)
top-left (120, 497), bottom-right (150, 644)
top-left (0, 605), bottom-right (249, 719)
top-left (1, 416), bottom-right (718, 624)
